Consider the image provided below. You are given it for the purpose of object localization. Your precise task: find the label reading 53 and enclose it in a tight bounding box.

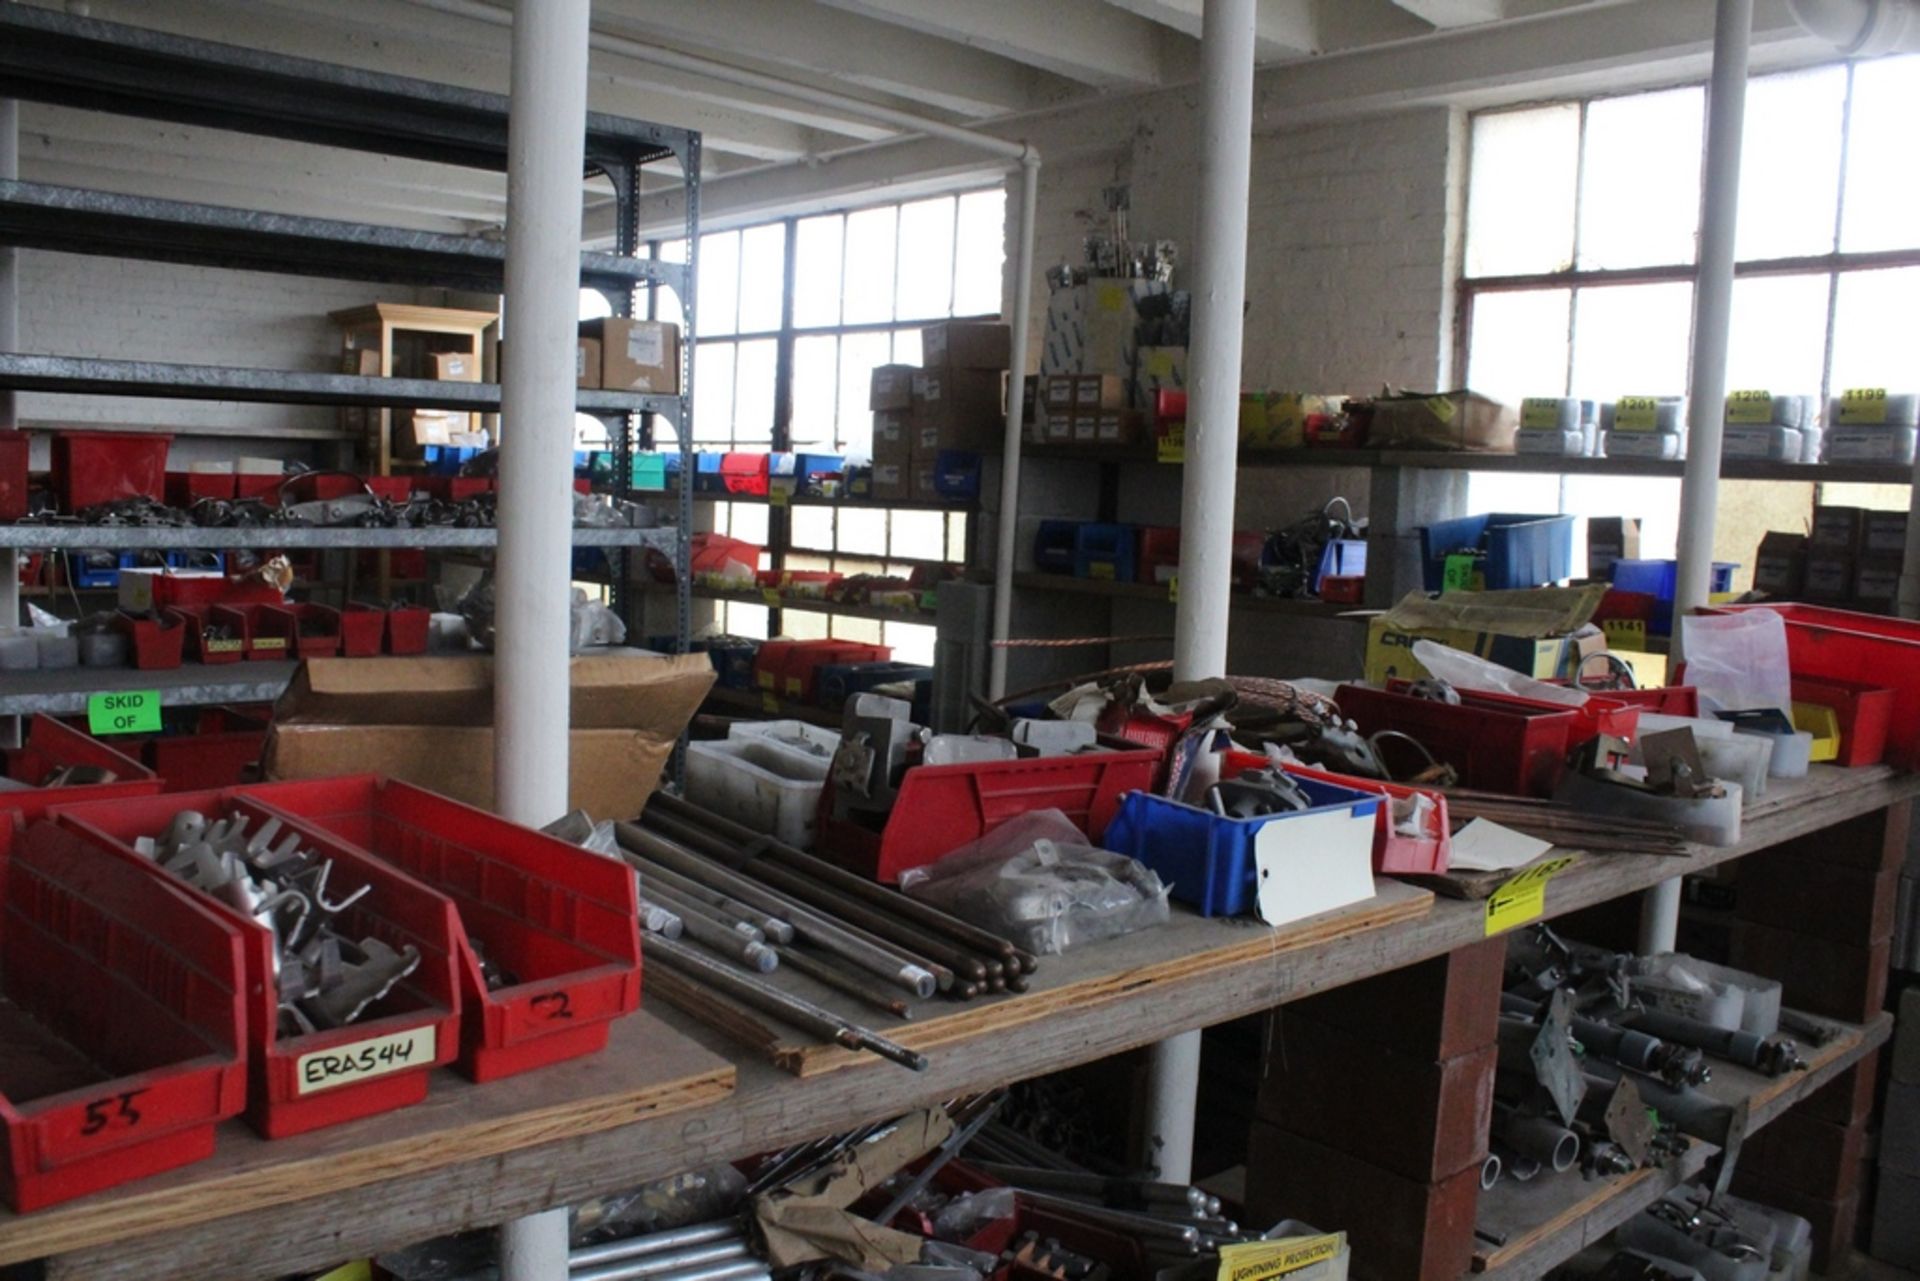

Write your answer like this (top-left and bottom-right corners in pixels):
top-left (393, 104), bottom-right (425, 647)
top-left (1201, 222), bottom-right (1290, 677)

top-left (80, 1089), bottom-right (146, 1137)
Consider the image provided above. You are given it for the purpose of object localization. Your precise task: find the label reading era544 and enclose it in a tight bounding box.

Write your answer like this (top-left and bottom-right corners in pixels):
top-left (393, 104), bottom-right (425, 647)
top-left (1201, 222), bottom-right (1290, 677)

top-left (295, 1026), bottom-right (436, 1095)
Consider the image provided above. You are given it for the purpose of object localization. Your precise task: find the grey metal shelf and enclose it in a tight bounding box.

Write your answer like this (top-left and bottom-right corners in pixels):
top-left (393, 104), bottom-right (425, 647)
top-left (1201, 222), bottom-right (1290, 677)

top-left (0, 354), bottom-right (679, 420)
top-left (0, 181), bottom-right (687, 297)
top-left (0, 660), bottom-right (297, 717)
top-left (0, 525), bottom-right (671, 550)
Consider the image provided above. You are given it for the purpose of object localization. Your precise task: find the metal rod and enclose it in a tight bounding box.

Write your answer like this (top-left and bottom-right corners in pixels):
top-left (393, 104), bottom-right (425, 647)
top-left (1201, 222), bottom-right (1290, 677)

top-left (628, 852), bottom-right (794, 943)
top-left (648, 888), bottom-right (778, 973)
top-left (570, 1245), bottom-right (753, 1281)
top-left (649, 932), bottom-right (927, 1071)
top-left (646, 880), bottom-right (766, 942)
top-left (989, 151), bottom-right (1041, 698)
top-left (571, 1223), bottom-right (743, 1268)
top-left (778, 947), bottom-right (914, 1021)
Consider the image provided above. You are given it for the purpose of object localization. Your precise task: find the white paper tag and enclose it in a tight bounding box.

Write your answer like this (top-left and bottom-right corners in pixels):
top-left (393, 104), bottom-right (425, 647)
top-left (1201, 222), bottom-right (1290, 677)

top-left (627, 324), bottom-right (665, 367)
top-left (295, 1026), bottom-right (436, 1095)
top-left (576, 346), bottom-right (588, 377)
top-left (1252, 807), bottom-right (1376, 928)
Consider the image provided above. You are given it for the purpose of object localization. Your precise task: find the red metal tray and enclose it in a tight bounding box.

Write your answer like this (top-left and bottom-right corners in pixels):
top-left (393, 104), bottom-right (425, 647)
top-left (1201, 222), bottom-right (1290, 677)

top-left (1337, 683), bottom-right (1582, 798)
top-left (816, 741), bottom-right (1163, 883)
top-left (243, 776), bottom-right (642, 1082)
top-left (50, 789), bottom-right (460, 1139)
top-left (113, 609), bottom-right (186, 671)
top-left (1, 716), bottom-right (162, 822)
top-left (1222, 751), bottom-right (1451, 876)
top-left (0, 817), bottom-right (246, 1210)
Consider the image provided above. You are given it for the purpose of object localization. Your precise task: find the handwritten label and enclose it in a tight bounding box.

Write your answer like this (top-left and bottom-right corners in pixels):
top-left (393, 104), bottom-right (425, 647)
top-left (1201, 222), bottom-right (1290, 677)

top-left (79, 1088), bottom-right (147, 1137)
top-left (1442, 554), bottom-right (1477, 594)
top-left (1485, 856), bottom-right (1577, 936)
top-left (530, 990), bottom-right (574, 1021)
top-left (87, 690), bottom-right (160, 736)
top-left (1521, 398), bottom-right (1565, 431)
top-left (1839, 387), bottom-right (1890, 425)
top-left (1614, 396), bottom-right (1660, 432)
top-left (1158, 423), bottom-right (1186, 464)
top-left (1726, 389), bottom-right (1774, 425)
top-left (295, 1026), bottom-right (435, 1096)
top-left (1217, 1234), bottom-right (1347, 1281)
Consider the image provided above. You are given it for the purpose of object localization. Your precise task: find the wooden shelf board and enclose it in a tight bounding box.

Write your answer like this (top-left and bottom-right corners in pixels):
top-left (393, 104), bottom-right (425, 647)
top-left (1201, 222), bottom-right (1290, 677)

top-left (1011, 571), bottom-right (1368, 619)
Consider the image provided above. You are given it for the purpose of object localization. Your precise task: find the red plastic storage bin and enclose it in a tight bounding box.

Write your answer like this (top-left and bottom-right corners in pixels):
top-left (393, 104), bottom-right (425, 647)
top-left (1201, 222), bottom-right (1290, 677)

top-left (720, 452), bottom-right (771, 496)
top-left (147, 707), bottom-right (270, 791)
top-left (338, 604), bottom-right (386, 657)
top-left (1383, 679), bottom-right (1640, 749)
top-left (1337, 683), bottom-right (1585, 798)
top-left (783, 641), bottom-right (891, 703)
top-left (365, 476), bottom-right (414, 503)
top-left (1791, 675), bottom-right (1894, 768)
top-left (51, 431), bottom-right (171, 514)
top-left (1712, 604), bottom-right (1920, 767)
top-left (385, 604), bottom-right (431, 655)
top-left (113, 609), bottom-right (187, 671)
top-left (1220, 751), bottom-right (1452, 876)
top-left (0, 817), bottom-right (247, 1211)
top-left (0, 431), bottom-right (30, 522)
top-left (165, 470), bottom-right (237, 508)
top-left (215, 603), bottom-right (293, 661)
top-left (166, 604), bottom-right (245, 664)
top-left (244, 776), bottom-right (642, 1082)
top-left (270, 603), bottom-right (342, 661)
top-left (425, 476), bottom-right (493, 502)
top-left (816, 741), bottom-right (1163, 883)
top-left (1580, 685), bottom-right (1700, 717)
top-left (274, 471), bottom-right (365, 506)
top-left (50, 788), bottom-right (460, 1138)
top-left (1, 716), bottom-right (162, 823)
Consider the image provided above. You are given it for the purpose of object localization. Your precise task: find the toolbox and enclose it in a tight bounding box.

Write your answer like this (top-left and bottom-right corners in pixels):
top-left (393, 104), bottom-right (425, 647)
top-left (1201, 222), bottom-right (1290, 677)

top-left (0, 817), bottom-right (247, 1211)
top-left (816, 741), bottom-right (1161, 884)
top-left (1, 716), bottom-right (162, 822)
top-left (1337, 682), bottom-right (1589, 797)
top-left (245, 776), bottom-right (642, 1083)
top-left (51, 788), bottom-right (461, 1138)
top-left (1714, 604), bottom-right (1920, 768)
top-left (1104, 766), bottom-right (1380, 919)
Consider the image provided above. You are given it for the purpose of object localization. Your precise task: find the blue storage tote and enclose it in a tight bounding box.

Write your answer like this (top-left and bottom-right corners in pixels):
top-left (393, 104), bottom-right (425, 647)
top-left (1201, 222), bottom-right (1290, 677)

top-left (933, 451), bottom-right (983, 501)
top-left (1074, 523), bottom-right (1139, 582)
top-left (1418, 512), bottom-right (1575, 592)
top-left (1610, 559), bottom-right (1738, 634)
top-left (791, 452), bottom-right (846, 495)
top-left (1104, 773), bottom-right (1380, 919)
top-left (1034, 520), bottom-right (1081, 575)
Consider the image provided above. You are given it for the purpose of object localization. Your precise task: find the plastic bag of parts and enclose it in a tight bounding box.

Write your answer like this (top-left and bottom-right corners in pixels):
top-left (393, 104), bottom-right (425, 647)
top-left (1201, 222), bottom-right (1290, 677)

top-left (1679, 608), bottom-right (1792, 716)
top-left (898, 809), bottom-right (1170, 956)
top-left (1411, 639), bottom-right (1589, 708)
top-left (572, 1163), bottom-right (749, 1246)
top-left (457, 581), bottom-right (626, 654)
top-left (930, 1187), bottom-right (1019, 1243)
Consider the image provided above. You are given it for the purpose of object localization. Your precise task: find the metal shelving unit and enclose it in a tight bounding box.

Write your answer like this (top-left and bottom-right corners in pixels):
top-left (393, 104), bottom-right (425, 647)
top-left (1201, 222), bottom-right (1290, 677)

top-left (0, 4), bottom-right (700, 649)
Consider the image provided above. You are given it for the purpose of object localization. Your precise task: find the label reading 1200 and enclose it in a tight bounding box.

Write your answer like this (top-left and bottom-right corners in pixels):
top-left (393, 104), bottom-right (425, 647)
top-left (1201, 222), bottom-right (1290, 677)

top-left (295, 1026), bottom-right (436, 1095)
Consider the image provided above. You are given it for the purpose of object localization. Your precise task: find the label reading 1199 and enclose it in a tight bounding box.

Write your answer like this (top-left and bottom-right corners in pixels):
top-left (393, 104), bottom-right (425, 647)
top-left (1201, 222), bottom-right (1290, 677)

top-left (295, 1026), bottom-right (436, 1095)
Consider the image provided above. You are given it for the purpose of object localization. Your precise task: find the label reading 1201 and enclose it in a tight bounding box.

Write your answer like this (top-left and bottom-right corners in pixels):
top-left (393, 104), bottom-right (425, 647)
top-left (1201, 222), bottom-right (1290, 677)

top-left (1614, 396), bottom-right (1660, 432)
top-left (295, 1026), bottom-right (436, 1095)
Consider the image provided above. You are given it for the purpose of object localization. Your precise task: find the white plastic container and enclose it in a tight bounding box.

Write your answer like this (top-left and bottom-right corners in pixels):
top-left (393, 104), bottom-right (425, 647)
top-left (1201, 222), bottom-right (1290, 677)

top-left (1825, 424), bottom-right (1918, 465)
top-left (1628, 713), bottom-right (1769, 804)
top-left (726, 719), bottom-right (839, 761)
top-left (1799, 425), bottom-right (1825, 463)
top-left (1602, 430), bottom-right (1686, 460)
top-left (0, 632), bottom-right (38, 671)
top-left (686, 734), bottom-right (834, 849)
top-left (1722, 424), bottom-right (1803, 462)
top-left (1635, 953), bottom-right (1784, 1035)
top-left (33, 632), bottom-right (78, 669)
top-left (1557, 768), bottom-right (1742, 846)
top-left (1735, 725), bottom-right (1812, 778)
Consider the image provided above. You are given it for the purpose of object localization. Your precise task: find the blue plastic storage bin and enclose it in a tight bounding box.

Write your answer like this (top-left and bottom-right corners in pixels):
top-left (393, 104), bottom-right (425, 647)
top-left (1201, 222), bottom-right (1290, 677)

top-left (1034, 520), bottom-right (1081, 575)
top-left (1418, 512), bottom-right (1576, 592)
top-left (421, 445), bottom-right (481, 475)
top-left (933, 451), bottom-right (982, 502)
top-left (791, 452), bottom-right (846, 495)
top-left (1074, 523), bottom-right (1139, 582)
top-left (707, 639), bottom-right (760, 691)
top-left (1104, 774), bottom-right (1381, 918)
top-left (815, 661), bottom-right (935, 709)
top-left (1313, 538), bottom-right (1367, 594)
top-left (1610, 559), bottom-right (1738, 634)
top-left (692, 452), bottom-right (726, 494)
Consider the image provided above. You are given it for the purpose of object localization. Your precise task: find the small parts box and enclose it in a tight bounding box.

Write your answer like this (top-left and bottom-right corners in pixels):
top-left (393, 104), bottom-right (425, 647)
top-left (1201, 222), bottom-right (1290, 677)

top-left (1, 716), bottom-right (162, 822)
top-left (51, 788), bottom-right (461, 1139)
top-left (114, 609), bottom-right (187, 671)
top-left (0, 431), bottom-right (28, 522)
top-left (1337, 682), bottom-right (1588, 798)
top-left (754, 639), bottom-right (891, 703)
top-left (167, 605), bottom-right (247, 664)
top-left (385, 604), bottom-right (431, 656)
top-left (1790, 675), bottom-right (1894, 768)
top-left (146, 707), bottom-right (270, 792)
top-left (1104, 767), bottom-right (1380, 920)
top-left (268, 603), bottom-right (343, 661)
top-left (214, 603), bottom-right (294, 662)
top-left (1715, 604), bottom-right (1920, 768)
top-left (52, 431), bottom-right (172, 514)
top-left (339, 604), bottom-right (387, 658)
top-left (1418, 512), bottom-right (1575, 593)
top-left (816, 742), bottom-right (1162, 883)
top-left (1242, 755), bottom-right (1451, 876)
top-left (0, 818), bottom-right (247, 1211)
top-left (244, 776), bottom-right (641, 1083)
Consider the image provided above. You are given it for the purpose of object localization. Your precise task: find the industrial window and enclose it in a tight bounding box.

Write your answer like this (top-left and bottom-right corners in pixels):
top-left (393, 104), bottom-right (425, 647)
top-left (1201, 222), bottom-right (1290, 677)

top-left (1457, 57), bottom-right (1920, 572)
top-left (593, 188), bottom-right (1006, 661)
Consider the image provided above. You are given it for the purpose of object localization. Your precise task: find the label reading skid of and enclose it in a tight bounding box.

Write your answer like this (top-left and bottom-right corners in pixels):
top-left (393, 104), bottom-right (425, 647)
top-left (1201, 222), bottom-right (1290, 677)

top-left (296, 1026), bottom-right (436, 1095)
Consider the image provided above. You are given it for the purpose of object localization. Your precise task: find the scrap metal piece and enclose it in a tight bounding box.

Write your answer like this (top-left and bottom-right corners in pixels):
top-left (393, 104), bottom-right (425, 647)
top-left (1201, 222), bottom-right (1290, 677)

top-left (299, 937), bottom-right (421, 1029)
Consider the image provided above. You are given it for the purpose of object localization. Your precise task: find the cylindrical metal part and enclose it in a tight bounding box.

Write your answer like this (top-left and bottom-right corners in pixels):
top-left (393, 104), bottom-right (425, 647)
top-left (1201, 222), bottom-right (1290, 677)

top-left (1143, 1030), bottom-right (1202, 1182)
top-left (502, 1207), bottom-right (571, 1281)
top-left (1626, 1007), bottom-right (1800, 1074)
top-left (569, 1243), bottom-right (752, 1281)
top-left (1480, 1154), bottom-right (1503, 1190)
top-left (1492, 1144), bottom-right (1541, 1182)
top-left (571, 1223), bottom-right (744, 1267)
top-left (641, 1265), bottom-right (768, 1281)
top-left (778, 947), bottom-right (913, 1020)
top-left (647, 890), bottom-right (777, 972)
top-left (628, 853), bottom-right (795, 943)
top-left (646, 880), bottom-right (765, 942)
top-left (640, 901), bottom-right (685, 939)
top-left (1014, 1191), bottom-right (1202, 1245)
top-left (1494, 1107), bottom-right (1580, 1173)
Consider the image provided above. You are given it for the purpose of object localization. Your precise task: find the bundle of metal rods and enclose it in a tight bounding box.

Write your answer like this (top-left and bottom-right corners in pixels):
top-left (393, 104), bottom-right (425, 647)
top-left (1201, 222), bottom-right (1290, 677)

top-left (616, 794), bottom-right (1036, 1071)
top-left (1443, 790), bottom-right (1691, 855)
top-left (567, 1218), bottom-right (763, 1281)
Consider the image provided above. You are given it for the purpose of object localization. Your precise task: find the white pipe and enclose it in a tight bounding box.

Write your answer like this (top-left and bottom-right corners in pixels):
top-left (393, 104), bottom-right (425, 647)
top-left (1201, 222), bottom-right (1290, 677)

top-left (0, 95), bottom-right (18, 631)
top-left (494, 0), bottom-right (588, 829)
top-left (1899, 446), bottom-right (1920, 619)
top-left (1638, 876), bottom-right (1682, 955)
top-left (501, 1207), bottom-right (570, 1281)
top-left (1788, 0), bottom-right (1920, 53)
top-left (988, 156), bottom-right (1040, 699)
top-left (1144, 0), bottom-right (1257, 1186)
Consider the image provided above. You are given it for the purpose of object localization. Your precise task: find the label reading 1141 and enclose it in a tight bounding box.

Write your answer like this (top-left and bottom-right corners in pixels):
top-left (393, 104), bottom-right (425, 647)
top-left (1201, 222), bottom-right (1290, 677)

top-left (295, 1026), bottom-right (436, 1095)
top-left (1614, 397), bottom-right (1660, 432)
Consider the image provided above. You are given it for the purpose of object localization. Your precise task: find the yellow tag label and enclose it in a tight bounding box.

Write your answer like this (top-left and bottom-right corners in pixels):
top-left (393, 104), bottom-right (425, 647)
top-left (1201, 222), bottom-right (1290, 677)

top-left (769, 482), bottom-right (792, 507)
top-left (1840, 387), bottom-right (1890, 424)
top-left (295, 1026), bottom-right (436, 1096)
top-left (1217, 1234), bottom-right (1347, 1281)
top-left (1168, 574), bottom-right (1179, 603)
top-left (1158, 424), bottom-right (1186, 464)
top-left (1095, 282), bottom-right (1128, 313)
top-left (784, 678), bottom-right (802, 697)
top-left (1602, 619), bottom-right (1649, 651)
top-left (1426, 395), bottom-right (1457, 424)
top-left (761, 691), bottom-right (780, 713)
top-left (1726, 389), bottom-right (1773, 424)
top-left (757, 671), bottom-right (775, 690)
top-left (1520, 398), bottom-right (1564, 430)
top-left (1089, 562), bottom-right (1116, 581)
top-left (762, 588), bottom-right (782, 607)
top-left (1615, 396), bottom-right (1660, 432)
top-left (1485, 856), bottom-right (1577, 936)
top-left (252, 636), bottom-right (287, 651)
top-left (311, 1265), bottom-right (373, 1281)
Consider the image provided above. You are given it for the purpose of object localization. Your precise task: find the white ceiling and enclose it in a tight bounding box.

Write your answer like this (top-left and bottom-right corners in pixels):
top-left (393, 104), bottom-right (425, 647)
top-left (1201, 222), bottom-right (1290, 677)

top-left (12, 0), bottom-right (1829, 237)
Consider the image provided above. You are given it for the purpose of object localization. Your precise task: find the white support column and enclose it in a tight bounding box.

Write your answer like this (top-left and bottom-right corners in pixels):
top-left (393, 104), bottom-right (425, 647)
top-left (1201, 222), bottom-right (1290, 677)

top-left (1645, 0), bottom-right (1752, 957)
top-left (1143, 0), bottom-right (1257, 1183)
top-left (988, 152), bottom-right (1041, 699)
top-left (1, 94), bottom-right (20, 633)
top-left (495, 2), bottom-right (589, 1274)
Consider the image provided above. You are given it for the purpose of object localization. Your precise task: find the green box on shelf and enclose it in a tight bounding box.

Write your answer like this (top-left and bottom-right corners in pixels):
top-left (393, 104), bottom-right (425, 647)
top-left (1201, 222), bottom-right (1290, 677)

top-left (588, 451), bottom-right (668, 492)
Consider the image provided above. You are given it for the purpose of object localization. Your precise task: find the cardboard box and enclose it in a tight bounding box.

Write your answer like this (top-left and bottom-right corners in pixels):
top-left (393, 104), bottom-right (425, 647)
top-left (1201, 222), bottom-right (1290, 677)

top-left (1729, 922), bottom-right (1889, 1023)
top-left (1369, 391), bottom-right (1517, 453)
top-left (1811, 505), bottom-right (1867, 551)
top-left (1804, 1056), bottom-right (1880, 1126)
top-left (1865, 510), bottom-right (1910, 556)
top-left (1872, 1168), bottom-right (1920, 1269)
top-left (1754, 531), bottom-right (1808, 597)
top-left (429, 350), bottom-right (480, 382)
top-left (921, 320), bottom-right (1009, 372)
top-left (1241, 393), bottom-right (1344, 451)
top-left (1856, 554), bottom-right (1902, 611)
top-left (1042, 375), bottom-right (1077, 413)
top-left (1895, 987), bottom-right (1920, 1085)
top-left (1040, 278), bottom-right (1169, 379)
top-left (263, 653), bottom-right (713, 820)
top-left (910, 368), bottom-right (1003, 451)
top-left (1765, 806), bottom-right (1909, 874)
top-left (1071, 374), bottom-right (1127, 415)
top-left (585, 318), bottom-right (680, 394)
top-left (872, 410), bottom-right (913, 470)
top-left (1804, 551), bottom-right (1856, 603)
top-left (1588, 516), bottom-right (1643, 579)
top-left (345, 348), bottom-right (381, 376)
top-left (908, 459), bottom-right (941, 504)
top-left (404, 409), bottom-right (467, 448)
top-left (869, 460), bottom-right (909, 503)
top-left (1093, 411), bottom-right (1142, 447)
top-left (870, 363), bottom-right (916, 411)
top-left (577, 337), bottom-right (602, 390)
top-left (1363, 585), bottom-right (1605, 686)
top-left (1739, 1110), bottom-right (1868, 1199)
top-left (1880, 1080), bottom-right (1920, 1177)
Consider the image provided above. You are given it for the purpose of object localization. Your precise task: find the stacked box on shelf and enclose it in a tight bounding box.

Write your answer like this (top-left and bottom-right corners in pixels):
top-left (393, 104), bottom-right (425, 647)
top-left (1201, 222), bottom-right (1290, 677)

top-left (908, 321), bottom-right (1007, 501)
top-left (1247, 941), bottom-right (1504, 1281)
top-left (1827, 389), bottom-right (1919, 465)
top-left (1600, 396), bottom-right (1687, 459)
top-left (1721, 392), bottom-right (1821, 463)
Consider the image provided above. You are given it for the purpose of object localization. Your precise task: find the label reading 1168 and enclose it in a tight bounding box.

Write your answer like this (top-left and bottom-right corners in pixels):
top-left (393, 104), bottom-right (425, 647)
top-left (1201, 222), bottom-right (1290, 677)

top-left (295, 1026), bottom-right (436, 1095)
